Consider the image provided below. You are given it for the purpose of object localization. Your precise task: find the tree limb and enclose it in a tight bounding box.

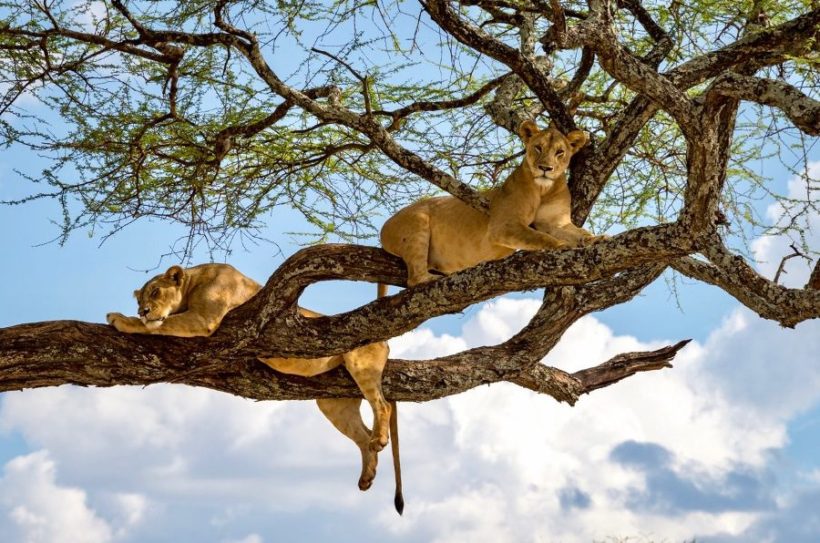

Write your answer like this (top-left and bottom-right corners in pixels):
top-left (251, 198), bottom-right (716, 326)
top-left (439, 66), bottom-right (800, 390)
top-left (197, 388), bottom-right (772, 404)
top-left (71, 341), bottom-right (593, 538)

top-left (573, 339), bottom-right (690, 394)
top-left (672, 244), bottom-right (820, 328)
top-left (710, 72), bottom-right (820, 135)
top-left (0, 256), bottom-right (683, 406)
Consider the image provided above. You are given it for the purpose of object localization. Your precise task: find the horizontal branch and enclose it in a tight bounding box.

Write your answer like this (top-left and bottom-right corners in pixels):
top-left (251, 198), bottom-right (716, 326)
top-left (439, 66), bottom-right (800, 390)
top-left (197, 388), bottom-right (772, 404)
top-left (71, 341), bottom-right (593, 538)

top-left (666, 8), bottom-right (820, 88)
top-left (0, 316), bottom-right (685, 406)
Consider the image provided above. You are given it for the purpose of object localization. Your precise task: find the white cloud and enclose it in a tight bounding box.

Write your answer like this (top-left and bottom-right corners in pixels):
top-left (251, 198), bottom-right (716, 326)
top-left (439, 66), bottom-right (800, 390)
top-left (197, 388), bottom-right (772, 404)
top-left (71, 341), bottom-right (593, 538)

top-left (752, 161), bottom-right (819, 288)
top-left (0, 451), bottom-right (113, 543)
top-left (0, 295), bottom-right (817, 542)
top-left (223, 535), bottom-right (263, 543)
top-left (380, 300), bottom-right (820, 542)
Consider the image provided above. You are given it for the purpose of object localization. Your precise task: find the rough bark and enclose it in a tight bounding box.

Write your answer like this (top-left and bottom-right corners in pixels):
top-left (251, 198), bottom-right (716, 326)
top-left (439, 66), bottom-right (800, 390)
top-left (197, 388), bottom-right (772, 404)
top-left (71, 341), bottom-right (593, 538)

top-left (1, 2), bottom-right (818, 408)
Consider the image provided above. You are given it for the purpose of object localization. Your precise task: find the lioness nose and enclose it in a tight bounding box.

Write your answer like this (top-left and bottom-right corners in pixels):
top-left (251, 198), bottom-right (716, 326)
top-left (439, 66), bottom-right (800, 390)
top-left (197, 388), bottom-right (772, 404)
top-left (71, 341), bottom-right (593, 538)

top-left (542, 165), bottom-right (554, 172)
top-left (139, 307), bottom-right (149, 317)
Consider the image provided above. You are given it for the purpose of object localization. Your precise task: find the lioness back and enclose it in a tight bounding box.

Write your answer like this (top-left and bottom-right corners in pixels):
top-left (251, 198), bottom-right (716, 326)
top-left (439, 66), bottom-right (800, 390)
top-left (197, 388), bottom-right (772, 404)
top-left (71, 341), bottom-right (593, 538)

top-left (381, 190), bottom-right (510, 276)
top-left (183, 263), bottom-right (262, 312)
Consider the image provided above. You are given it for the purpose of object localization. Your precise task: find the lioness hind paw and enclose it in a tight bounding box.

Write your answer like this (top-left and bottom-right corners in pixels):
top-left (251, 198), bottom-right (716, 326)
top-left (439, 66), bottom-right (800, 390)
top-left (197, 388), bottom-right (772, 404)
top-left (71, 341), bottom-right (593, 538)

top-left (369, 434), bottom-right (389, 452)
top-left (358, 475), bottom-right (374, 491)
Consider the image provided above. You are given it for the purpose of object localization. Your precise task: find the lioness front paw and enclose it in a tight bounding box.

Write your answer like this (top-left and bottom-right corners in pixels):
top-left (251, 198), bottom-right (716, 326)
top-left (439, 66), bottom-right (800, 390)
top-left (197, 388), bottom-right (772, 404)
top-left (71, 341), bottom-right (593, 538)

top-left (581, 234), bottom-right (609, 246)
top-left (406, 272), bottom-right (439, 287)
top-left (106, 312), bottom-right (125, 326)
top-left (107, 312), bottom-right (141, 333)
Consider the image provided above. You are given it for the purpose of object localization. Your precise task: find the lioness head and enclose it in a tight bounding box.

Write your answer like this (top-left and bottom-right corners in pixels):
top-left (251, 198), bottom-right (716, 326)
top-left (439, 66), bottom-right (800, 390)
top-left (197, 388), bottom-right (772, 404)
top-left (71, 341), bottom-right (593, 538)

top-left (133, 265), bottom-right (186, 327)
top-left (518, 119), bottom-right (589, 186)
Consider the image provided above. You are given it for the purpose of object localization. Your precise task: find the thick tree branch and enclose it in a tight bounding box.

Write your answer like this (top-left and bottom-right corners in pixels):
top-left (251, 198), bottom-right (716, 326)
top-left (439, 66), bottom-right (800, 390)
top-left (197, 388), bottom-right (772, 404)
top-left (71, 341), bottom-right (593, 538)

top-left (672, 245), bottom-right (820, 328)
top-left (569, 8), bottom-right (817, 221)
top-left (666, 8), bottom-right (820, 89)
top-left (710, 73), bottom-right (820, 136)
top-left (0, 314), bottom-right (685, 406)
top-left (568, 2), bottom-right (698, 137)
top-left (0, 256), bottom-right (683, 406)
top-left (232, 223), bottom-right (694, 356)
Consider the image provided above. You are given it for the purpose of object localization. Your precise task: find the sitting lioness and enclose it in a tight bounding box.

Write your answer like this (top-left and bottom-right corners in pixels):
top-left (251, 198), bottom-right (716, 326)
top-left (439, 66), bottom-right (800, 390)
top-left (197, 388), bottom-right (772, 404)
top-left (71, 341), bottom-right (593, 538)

top-left (107, 263), bottom-right (403, 513)
top-left (381, 119), bottom-right (601, 286)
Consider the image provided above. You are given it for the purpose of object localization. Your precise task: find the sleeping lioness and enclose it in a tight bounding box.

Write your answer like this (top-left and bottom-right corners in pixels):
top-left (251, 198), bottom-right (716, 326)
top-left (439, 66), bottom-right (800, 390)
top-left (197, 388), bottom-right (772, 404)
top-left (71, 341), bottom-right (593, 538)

top-left (381, 119), bottom-right (602, 286)
top-left (106, 263), bottom-right (403, 513)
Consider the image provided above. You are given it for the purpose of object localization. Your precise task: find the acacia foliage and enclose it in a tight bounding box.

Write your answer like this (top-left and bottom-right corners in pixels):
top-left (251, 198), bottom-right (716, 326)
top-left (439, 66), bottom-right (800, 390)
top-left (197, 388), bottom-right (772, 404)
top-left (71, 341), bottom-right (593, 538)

top-left (0, 0), bottom-right (815, 250)
top-left (0, 1), bottom-right (818, 404)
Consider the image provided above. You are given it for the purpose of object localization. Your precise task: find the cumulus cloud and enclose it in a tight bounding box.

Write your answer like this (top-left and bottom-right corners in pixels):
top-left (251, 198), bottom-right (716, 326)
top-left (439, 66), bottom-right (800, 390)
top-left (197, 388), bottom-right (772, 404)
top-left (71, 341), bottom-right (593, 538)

top-left (0, 451), bottom-right (113, 543)
top-left (0, 385), bottom-right (370, 511)
top-left (0, 296), bottom-right (818, 542)
top-left (380, 300), bottom-right (820, 542)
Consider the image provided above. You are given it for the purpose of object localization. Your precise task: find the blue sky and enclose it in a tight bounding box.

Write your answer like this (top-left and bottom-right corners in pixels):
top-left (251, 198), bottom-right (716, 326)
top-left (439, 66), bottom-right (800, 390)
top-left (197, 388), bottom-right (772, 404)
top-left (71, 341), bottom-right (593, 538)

top-left (1, 145), bottom-right (819, 542)
top-left (1, 3), bottom-right (819, 542)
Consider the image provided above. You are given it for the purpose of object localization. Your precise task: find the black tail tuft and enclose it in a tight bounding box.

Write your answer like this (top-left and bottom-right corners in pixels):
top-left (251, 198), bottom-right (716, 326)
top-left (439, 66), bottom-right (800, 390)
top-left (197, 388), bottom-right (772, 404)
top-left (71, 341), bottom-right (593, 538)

top-left (394, 492), bottom-right (404, 515)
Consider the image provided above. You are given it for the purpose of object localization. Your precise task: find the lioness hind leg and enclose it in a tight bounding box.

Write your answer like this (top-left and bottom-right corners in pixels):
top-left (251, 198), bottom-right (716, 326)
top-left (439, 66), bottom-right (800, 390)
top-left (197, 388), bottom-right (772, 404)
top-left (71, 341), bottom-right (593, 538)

top-left (316, 398), bottom-right (378, 491)
top-left (342, 342), bottom-right (391, 453)
top-left (385, 211), bottom-right (438, 287)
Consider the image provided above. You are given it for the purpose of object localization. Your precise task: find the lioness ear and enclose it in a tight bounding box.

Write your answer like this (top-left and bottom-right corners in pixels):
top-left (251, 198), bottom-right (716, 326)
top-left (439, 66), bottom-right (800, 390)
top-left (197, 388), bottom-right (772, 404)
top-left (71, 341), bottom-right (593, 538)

top-left (164, 265), bottom-right (184, 286)
top-left (518, 119), bottom-right (540, 143)
top-left (566, 130), bottom-right (589, 153)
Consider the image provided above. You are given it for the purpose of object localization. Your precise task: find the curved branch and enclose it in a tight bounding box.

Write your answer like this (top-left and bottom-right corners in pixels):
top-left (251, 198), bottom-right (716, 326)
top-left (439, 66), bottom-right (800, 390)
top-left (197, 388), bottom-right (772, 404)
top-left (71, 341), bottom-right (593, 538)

top-left (672, 240), bottom-right (820, 328)
top-left (580, 7), bottom-right (698, 137)
top-left (0, 316), bottom-right (685, 406)
top-left (0, 261), bottom-right (683, 406)
top-left (570, 8), bottom-right (817, 222)
top-left (710, 72), bottom-right (820, 135)
top-left (667, 8), bottom-right (820, 88)
top-left (231, 223), bottom-right (694, 356)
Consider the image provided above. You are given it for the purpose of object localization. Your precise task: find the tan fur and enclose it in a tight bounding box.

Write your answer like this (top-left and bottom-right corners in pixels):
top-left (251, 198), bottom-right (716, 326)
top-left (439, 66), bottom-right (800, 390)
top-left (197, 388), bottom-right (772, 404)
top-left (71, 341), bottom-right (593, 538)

top-left (107, 264), bottom-right (401, 506)
top-left (381, 119), bottom-right (603, 286)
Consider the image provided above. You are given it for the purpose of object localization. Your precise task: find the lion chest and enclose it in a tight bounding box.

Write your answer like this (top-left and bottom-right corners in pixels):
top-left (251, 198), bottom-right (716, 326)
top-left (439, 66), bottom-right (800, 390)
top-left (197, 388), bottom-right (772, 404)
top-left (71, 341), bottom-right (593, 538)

top-left (533, 199), bottom-right (571, 228)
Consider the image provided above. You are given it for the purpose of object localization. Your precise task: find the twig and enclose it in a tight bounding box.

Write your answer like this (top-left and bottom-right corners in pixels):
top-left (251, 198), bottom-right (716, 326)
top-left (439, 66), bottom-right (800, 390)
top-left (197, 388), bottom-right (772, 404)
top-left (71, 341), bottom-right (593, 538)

top-left (311, 47), bottom-right (372, 115)
top-left (773, 243), bottom-right (811, 285)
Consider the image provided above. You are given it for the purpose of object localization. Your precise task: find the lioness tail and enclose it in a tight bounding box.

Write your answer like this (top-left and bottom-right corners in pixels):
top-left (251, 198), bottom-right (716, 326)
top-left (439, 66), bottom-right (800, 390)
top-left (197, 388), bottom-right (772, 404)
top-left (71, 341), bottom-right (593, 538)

top-left (390, 400), bottom-right (403, 515)
top-left (378, 282), bottom-right (403, 514)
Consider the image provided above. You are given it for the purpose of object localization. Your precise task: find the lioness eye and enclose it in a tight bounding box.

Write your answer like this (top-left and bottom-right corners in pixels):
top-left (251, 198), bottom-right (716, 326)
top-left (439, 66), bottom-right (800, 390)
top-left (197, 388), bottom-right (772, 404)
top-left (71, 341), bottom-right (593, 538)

top-left (556, 149), bottom-right (565, 156)
top-left (534, 145), bottom-right (543, 153)
top-left (151, 288), bottom-right (159, 299)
